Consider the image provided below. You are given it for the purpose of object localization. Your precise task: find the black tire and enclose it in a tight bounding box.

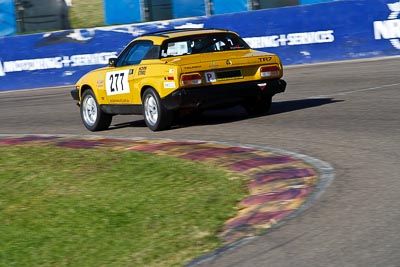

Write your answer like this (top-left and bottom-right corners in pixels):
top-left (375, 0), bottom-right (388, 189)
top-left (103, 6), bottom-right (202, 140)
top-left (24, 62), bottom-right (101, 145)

top-left (80, 89), bottom-right (112, 131)
top-left (142, 88), bottom-right (173, 131)
top-left (243, 95), bottom-right (273, 116)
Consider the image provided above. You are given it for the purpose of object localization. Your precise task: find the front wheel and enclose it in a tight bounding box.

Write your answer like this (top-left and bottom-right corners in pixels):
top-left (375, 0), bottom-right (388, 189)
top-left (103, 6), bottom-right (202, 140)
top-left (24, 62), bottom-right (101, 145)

top-left (80, 89), bottom-right (112, 131)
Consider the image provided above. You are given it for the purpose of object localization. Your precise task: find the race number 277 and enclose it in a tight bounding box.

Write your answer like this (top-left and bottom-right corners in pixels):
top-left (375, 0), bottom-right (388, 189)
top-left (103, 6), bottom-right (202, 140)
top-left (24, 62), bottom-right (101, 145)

top-left (106, 70), bottom-right (130, 95)
top-left (109, 72), bottom-right (124, 92)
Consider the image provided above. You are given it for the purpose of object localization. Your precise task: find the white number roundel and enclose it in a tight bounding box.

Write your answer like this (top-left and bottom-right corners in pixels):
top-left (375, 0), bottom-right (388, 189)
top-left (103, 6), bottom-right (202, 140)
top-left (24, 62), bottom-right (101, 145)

top-left (105, 70), bottom-right (130, 96)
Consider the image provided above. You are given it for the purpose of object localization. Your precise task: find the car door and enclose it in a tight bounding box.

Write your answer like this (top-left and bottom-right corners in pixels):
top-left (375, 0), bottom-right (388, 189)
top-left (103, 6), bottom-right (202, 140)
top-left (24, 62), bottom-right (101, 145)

top-left (104, 40), bottom-right (154, 104)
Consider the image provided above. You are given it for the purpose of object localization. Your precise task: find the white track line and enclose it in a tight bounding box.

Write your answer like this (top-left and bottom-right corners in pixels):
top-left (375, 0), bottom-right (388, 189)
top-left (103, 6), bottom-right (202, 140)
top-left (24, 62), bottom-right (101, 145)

top-left (308, 83), bottom-right (400, 99)
top-left (285, 55), bottom-right (400, 69)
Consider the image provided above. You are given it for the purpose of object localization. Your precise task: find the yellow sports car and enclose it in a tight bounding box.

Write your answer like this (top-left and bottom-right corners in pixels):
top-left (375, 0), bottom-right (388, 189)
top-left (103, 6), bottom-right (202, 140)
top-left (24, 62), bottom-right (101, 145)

top-left (71, 28), bottom-right (286, 131)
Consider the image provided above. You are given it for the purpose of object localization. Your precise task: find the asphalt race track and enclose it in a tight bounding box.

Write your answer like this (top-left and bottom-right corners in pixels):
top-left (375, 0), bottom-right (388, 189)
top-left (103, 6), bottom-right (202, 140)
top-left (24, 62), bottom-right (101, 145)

top-left (1, 57), bottom-right (400, 267)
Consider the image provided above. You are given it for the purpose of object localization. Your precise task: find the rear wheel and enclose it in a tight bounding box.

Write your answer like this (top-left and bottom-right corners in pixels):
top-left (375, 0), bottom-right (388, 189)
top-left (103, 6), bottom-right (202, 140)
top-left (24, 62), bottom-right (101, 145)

top-left (80, 89), bottom-right (112, 131)
top-left (142, 88), bottom-right (173, 131)
top-left (244, 95), bottom-right (273, 116)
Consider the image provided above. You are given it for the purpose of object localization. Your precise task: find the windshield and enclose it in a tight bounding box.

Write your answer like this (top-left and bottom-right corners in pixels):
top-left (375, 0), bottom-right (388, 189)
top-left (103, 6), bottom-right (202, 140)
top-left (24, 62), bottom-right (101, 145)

top-left (160, 33), bottom-right (250, 58)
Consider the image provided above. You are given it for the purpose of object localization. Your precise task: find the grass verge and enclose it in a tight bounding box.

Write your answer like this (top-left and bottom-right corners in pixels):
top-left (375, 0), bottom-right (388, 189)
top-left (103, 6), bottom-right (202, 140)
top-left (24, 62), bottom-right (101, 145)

top-left (0, 145), bottom-right (246, 267)
top-left (69, 0), bottom-right (105, 29)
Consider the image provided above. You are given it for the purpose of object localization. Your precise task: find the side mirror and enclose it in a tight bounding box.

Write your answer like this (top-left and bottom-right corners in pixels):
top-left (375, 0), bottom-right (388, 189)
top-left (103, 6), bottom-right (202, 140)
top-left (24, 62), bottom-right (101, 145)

top-left (108, 58), bottom-right (117, 67)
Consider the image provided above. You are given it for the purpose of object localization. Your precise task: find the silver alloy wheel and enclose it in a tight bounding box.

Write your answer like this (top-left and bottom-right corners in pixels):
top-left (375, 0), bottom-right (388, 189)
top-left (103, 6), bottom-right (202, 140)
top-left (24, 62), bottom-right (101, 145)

top-left (82, 94), bottom-right (98, 126)
top-left (144, 94), bottom-right (159, 126)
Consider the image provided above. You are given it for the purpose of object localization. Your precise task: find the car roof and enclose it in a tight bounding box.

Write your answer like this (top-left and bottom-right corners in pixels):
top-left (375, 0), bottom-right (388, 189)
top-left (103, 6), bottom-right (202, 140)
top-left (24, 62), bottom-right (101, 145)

top-left (145, 28), bottom-right (231, 37)
top-left (134, 28), bottom-right (235, 44)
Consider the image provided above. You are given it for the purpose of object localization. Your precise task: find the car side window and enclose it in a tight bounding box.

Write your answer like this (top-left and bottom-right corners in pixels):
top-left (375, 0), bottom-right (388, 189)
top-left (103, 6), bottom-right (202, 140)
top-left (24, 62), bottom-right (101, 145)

top-left (117, 41), bottom-right (153, 67)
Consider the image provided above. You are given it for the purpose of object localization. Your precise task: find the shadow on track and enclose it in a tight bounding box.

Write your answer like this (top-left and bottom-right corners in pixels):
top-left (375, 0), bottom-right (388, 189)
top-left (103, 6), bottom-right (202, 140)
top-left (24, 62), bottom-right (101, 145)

top-left (269, 97), bottom-right (344, 115)
top-left (109, 98), bottom-right (342, 131)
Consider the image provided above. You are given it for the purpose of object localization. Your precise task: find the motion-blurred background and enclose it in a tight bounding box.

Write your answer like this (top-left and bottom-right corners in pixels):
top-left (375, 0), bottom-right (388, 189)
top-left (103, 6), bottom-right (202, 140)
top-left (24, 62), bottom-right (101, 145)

top-left (0, 0), bottom-right (333, 36)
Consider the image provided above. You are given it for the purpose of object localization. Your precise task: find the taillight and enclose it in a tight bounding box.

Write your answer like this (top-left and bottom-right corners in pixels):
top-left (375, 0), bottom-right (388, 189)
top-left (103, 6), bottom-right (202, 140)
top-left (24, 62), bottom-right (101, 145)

top-left (181, 73), bottom-right (202, 86)
top-left (260, 66), bottom-right (280, 78)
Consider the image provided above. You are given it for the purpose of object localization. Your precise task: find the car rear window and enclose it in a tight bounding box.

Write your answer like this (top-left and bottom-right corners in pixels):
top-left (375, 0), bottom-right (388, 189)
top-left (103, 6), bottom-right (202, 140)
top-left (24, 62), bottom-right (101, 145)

top-left (161, 33), bottom-right (250, 58)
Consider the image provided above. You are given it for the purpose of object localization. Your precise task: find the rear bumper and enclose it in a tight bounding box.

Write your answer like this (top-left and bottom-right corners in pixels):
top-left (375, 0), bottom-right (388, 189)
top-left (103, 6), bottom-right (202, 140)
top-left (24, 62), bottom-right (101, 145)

top-left (162, 79), bottom-right (286, 110)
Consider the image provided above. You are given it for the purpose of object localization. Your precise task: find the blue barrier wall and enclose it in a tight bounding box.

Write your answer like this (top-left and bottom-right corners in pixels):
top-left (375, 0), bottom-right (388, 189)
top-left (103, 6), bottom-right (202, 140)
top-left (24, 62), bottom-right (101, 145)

top-left (104, 0), bottom-right (143, 24)
top-left (0, 0), bottom-right (399, 91)
top-left (172, 0), bottom-right (206, 18)
top-left (300, 0), bottom-right (333, 4)
top-left (213, 0), bottom-right (247, 14)
top-left (0, 0), bottom-right (16, 36)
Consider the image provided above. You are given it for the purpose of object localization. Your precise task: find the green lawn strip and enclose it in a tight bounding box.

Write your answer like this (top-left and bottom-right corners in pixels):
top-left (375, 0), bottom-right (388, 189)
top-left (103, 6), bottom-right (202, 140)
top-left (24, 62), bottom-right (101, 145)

top-left (0, 146), bottom-right (247, 267)
top-left (69, 0), bottom-right (105, 29)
